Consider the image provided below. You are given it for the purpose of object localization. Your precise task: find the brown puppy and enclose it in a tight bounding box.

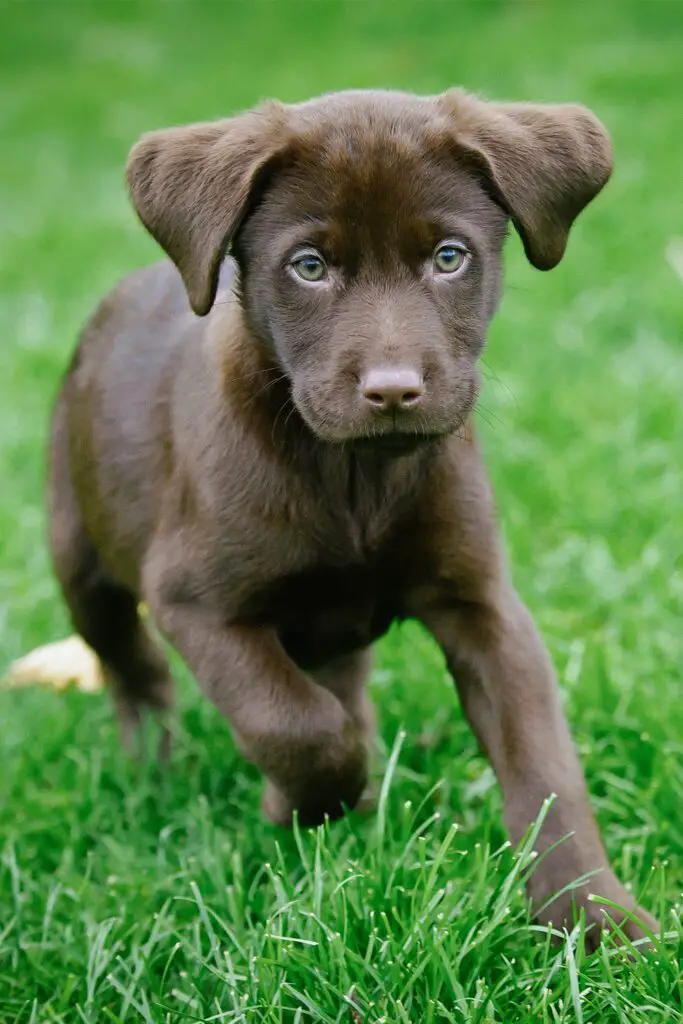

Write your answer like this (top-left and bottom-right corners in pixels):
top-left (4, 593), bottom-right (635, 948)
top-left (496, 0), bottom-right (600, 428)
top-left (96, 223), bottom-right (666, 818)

top-left (47, 88), bottom-right (657, 946)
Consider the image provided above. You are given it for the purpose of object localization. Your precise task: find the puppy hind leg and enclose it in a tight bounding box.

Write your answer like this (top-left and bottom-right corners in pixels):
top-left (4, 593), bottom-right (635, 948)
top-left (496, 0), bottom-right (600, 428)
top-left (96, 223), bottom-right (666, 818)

top-left (47, 393), bottom-right (175, 757)
top-left (57, 550), bottom-right (174, 758)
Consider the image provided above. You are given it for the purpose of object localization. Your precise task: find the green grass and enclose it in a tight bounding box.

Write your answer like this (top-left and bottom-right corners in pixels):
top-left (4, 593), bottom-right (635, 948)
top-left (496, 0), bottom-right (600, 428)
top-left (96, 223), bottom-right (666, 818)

top-left (1, 1), bottom-right (683, 1020)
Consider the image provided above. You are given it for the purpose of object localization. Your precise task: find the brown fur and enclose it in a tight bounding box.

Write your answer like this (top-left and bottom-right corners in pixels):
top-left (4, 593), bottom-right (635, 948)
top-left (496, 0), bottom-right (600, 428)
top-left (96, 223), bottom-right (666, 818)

top-left (47, 87), bottom-right (656, 947)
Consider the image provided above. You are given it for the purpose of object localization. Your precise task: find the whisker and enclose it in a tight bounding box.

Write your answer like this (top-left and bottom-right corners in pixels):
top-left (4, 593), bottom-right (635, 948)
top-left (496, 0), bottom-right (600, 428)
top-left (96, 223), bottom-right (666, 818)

top-left (270, 395), bottom-right (293, 445)
top-left (244, 372), bottom-right (289, 409)
top-left (474, 403), bottom-right (503, 433)
top-left (480, 359), bottom-right (519, 408)
top-left (222, 366), bottom-right (282, 387)
top-left (283, 403), bottom-right (298, 431)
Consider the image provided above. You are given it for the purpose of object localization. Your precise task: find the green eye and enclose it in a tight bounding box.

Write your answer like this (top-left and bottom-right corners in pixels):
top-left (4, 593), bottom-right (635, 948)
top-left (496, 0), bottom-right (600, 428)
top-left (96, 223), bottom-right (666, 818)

top-left (291, 252), bottom-right (327, 282)
top-left (433, 242), bottom-right (469, 275)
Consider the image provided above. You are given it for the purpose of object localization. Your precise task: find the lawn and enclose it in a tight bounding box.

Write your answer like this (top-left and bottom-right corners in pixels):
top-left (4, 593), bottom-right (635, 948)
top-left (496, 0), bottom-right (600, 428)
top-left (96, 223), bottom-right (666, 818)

top-left (1, 1), bottom-right (682, 1020)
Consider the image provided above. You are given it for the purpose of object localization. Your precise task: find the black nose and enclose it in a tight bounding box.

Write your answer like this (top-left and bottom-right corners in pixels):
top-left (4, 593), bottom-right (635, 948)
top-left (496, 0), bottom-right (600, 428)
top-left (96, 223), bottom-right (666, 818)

top-left (361, 367), bottom-right (424, 412)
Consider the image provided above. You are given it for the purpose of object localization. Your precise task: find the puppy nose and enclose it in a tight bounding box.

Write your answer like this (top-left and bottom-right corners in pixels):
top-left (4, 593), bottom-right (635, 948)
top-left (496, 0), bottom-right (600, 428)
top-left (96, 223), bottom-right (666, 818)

top-left (361, 367), bottom-right (424, 411)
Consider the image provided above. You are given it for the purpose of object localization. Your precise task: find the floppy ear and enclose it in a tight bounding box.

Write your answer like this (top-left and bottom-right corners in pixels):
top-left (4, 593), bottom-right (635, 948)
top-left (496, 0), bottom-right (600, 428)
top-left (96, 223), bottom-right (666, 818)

top-left (437, 90), bottom-right (613, 270)
top-left (126, 103), bottom-right (291, 315)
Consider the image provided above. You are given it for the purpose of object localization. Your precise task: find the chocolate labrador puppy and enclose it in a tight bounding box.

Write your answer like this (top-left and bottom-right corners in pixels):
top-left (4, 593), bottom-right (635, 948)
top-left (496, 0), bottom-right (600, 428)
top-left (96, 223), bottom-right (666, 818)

top-left (47, 88), bottom-right (657, 945)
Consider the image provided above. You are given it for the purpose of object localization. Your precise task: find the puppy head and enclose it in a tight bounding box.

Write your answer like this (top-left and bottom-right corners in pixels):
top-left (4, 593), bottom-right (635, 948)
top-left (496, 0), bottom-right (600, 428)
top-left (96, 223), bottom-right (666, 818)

top-left (127, 89), bottom-right (611, 451)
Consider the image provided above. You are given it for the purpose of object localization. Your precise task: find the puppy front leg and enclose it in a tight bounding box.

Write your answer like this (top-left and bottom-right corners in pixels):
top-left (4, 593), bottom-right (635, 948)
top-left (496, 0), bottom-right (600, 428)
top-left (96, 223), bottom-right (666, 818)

top-left (423, 588), bottom-right (657, 947)
top-left (149, 598), bottom-right (368, 826)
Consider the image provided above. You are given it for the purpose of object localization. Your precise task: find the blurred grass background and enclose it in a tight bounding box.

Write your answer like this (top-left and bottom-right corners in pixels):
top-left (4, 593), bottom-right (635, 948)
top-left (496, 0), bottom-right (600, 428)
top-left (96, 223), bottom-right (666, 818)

top-left (1, 1), bottom-right (682, 1021)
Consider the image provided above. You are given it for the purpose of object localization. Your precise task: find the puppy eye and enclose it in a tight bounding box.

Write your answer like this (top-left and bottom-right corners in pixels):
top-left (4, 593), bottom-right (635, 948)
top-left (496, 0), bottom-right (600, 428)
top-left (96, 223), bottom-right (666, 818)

top-left (433, 241), bottom-right (469, 276)
top-left (290, 250), bottom-right (327, 283)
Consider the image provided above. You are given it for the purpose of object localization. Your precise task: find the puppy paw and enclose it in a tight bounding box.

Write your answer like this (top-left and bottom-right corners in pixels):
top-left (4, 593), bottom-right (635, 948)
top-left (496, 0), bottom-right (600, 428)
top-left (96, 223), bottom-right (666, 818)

top-left (249, 688), bottom-right (369, 827)
top-left (537, 878), bottom-right (658, 953)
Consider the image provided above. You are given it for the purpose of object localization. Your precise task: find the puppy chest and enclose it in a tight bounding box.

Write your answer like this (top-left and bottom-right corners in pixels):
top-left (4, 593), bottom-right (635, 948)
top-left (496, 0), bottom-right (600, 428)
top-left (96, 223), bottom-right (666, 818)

top-left (244, 564), bottom-right (402, 670)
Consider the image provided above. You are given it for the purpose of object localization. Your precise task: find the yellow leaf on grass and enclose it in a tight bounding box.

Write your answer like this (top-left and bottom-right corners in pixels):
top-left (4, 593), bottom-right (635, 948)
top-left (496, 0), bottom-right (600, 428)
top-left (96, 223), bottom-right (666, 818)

top-left (2, 636), bottom-right (104, 694)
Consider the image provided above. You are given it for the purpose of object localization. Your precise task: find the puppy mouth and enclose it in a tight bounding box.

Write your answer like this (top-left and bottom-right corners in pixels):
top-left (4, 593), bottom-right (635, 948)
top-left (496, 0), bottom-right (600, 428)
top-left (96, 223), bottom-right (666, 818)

top-left (347, 432), bottom-right (443, 456)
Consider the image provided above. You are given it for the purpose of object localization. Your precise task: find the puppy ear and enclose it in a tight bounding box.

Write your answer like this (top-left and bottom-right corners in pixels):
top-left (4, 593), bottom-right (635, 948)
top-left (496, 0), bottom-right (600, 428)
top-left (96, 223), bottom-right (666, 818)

top-left (438, 90), bottom-right (613, 270)
top-left (126, 103), bottom-right (290, 315)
